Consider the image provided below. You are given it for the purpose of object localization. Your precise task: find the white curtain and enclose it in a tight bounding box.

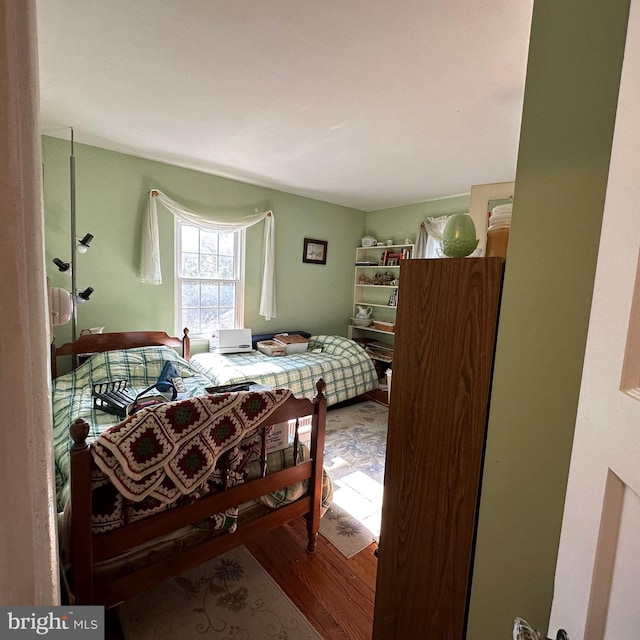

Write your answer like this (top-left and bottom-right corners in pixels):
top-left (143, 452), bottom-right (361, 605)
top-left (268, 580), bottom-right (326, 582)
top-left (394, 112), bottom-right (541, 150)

top-left (140, 190), bottom-right (276, 320)
top-left (415, 216), bottom-right (452, 258)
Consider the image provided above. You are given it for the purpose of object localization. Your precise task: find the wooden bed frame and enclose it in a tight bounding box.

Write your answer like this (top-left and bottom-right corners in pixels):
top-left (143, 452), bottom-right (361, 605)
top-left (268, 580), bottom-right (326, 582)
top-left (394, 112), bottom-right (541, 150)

top-left (54, 331), bottom-right (327, 607)
top-left (51, 328), bottom-right (191, 378)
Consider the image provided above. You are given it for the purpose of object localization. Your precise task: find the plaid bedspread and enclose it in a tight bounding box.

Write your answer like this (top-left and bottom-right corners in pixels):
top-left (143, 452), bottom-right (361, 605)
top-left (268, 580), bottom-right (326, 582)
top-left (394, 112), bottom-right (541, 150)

top-left (190, 335), bottom-right (379, 406)
top-left (52, 346), bottom-right (212, 511)
top-left (52, 346), bottom-right (332, 522)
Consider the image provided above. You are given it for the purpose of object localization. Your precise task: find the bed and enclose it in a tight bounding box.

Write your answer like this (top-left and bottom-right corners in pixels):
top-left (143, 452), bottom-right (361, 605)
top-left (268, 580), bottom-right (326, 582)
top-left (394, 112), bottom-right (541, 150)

top-left (51, 330), bottom-right (332, 607)
top-left (190, 334), bottom-right (379, 406)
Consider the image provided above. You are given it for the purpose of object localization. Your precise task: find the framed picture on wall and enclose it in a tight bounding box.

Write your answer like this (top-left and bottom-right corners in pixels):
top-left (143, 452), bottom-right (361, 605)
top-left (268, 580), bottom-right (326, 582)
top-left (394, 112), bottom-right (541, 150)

top-left (303, 238), bottom-right (328, 265)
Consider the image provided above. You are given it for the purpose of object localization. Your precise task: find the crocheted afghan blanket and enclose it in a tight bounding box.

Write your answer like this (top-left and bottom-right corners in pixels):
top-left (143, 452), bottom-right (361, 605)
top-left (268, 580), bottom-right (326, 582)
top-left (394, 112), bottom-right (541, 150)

top-left (91, 389), bottom-right (292, 504)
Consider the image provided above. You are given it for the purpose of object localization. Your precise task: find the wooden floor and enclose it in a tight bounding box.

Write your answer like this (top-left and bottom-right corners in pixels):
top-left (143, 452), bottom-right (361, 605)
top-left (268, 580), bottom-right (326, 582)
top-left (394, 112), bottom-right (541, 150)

top-left (247, 518), bottom-right (378, 640)
top-left (106, 517), bottom-right (378, 640)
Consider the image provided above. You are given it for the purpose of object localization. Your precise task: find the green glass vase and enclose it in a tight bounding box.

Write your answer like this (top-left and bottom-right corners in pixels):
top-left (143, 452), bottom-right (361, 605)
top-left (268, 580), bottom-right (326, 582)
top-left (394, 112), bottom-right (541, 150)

top-left (440, 213), bottom-right (479, 258)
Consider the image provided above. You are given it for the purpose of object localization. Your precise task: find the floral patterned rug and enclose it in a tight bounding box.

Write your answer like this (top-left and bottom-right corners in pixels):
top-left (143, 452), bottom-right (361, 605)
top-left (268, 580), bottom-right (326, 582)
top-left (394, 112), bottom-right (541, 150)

top-left (319, 400), bottom-right (389, 558)
top-left (118, 401), bottom-right (388, 639)
top-left (117, 545), bottom-right (322, 640)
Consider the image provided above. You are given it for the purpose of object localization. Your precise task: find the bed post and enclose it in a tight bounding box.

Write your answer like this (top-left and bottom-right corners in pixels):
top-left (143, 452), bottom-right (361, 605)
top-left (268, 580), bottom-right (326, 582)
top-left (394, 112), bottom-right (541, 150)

top-left (50, 342), bottom-right (58, 379)
top-left (182, 327), bottom-right (191, 360)
top-left (306, 378), bottom-right (327, 553)
top-left (69, 418), bottom-right (94, 604)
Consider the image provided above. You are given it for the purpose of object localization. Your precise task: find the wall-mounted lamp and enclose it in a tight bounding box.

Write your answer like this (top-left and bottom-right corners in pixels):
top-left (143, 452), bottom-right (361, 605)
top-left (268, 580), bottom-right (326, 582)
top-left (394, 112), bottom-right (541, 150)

top-left (77, 233), bottom-right (94, 253)
top-left (77, 287), bottom-right (94, 303)
top-left (52, 258), bottom-right (70, 272)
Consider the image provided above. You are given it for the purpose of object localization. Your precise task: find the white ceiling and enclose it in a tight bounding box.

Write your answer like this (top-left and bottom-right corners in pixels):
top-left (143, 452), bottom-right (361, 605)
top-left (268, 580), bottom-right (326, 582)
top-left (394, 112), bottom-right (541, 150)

top-left (36, 1), bottom-right (533, 212)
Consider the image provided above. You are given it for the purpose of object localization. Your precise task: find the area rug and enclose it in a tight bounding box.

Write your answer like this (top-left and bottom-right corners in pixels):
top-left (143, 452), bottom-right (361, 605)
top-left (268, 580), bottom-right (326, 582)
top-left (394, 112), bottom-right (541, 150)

top-left (117, 546), bottom-right (322, 640)
top-left (319, 400), bottom-right (389, 558)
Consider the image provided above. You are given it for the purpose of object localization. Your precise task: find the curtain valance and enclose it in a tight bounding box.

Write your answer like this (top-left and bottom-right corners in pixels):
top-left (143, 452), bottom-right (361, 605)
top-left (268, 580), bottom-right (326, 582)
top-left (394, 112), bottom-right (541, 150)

top-left (414, 216), bottom-right (453, 259)
top-left (140, 189), bottom-right (276, 320)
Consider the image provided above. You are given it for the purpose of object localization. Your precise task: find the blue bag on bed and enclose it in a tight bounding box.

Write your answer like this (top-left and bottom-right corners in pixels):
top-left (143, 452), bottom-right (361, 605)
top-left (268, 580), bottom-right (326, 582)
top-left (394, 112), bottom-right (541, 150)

top-left (155, 360), bottom-right (184, 394)
top-left (128, 361), bottom-right (185, 414)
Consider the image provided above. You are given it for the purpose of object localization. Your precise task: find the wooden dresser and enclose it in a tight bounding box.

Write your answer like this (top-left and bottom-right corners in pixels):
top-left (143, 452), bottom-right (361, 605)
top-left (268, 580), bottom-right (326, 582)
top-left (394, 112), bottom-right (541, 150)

top-left (372, 257), bottom-right (504, 640)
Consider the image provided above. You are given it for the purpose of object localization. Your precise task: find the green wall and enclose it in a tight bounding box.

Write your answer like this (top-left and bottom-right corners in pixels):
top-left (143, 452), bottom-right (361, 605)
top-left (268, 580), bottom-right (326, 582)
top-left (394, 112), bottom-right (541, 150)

top-left (43, 135), bottom-right (470, 358)
top-left (43, 136), bottom-right (366, 353)
top-left (467, 0), bottom-right (630, 638)
top-left (365, 194), bottom-right (470, 244)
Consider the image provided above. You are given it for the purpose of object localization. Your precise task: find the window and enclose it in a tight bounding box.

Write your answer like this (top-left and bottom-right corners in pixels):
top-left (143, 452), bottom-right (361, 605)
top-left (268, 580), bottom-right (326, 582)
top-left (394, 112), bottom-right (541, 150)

top-left (175, 221), bottom-right (244, 336)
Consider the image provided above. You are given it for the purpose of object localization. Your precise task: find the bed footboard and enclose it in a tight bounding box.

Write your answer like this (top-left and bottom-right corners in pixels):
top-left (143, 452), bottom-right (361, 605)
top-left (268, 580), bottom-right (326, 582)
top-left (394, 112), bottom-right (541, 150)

top-left (66, 380), bottom-right (327, 606)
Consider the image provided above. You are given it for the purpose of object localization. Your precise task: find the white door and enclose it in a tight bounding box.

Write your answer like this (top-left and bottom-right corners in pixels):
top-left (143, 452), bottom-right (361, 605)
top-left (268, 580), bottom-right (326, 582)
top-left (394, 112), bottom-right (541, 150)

top-left (548, 1), bottom-right (640, 637)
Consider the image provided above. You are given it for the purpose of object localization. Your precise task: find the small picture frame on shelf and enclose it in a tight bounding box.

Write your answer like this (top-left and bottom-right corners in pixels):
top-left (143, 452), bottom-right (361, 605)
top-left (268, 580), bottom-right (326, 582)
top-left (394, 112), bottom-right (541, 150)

top-left (387, 257), bottom-right (399, 266)
top-left (302, 238), bottom-right (328, 265)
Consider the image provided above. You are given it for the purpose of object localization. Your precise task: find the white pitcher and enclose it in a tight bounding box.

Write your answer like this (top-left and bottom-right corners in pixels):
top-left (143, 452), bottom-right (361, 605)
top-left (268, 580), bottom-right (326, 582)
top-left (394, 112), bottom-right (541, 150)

top-left (356, 306), bottom-right (372, 319)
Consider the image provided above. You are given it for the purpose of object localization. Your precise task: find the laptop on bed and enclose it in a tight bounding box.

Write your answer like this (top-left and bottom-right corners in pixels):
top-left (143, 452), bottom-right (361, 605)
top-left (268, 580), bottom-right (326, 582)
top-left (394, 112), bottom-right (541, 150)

top-left (216, 328), bottom-right (253, 354)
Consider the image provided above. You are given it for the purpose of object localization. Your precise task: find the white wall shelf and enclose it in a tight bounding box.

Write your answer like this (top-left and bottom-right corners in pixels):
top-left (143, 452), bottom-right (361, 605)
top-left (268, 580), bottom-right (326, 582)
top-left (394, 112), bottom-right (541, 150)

top-left (349, 243), bottom-right (413, 380)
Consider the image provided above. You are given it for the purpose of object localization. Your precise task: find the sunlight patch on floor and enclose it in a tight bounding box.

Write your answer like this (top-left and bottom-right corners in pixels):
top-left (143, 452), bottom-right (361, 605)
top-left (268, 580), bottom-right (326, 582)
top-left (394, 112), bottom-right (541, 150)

top-left (331, 470), bottom-right (383, 537)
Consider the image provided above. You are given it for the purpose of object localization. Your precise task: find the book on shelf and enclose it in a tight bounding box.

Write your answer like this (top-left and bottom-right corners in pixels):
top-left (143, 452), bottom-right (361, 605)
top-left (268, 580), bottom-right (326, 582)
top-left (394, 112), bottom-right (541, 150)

top-left (368, 340), bottom-right (394, 352)
top-left (366, 349), bottom-right (393, 362)
top-left (401, 247), bottom-right (412, 259)
top-left (355, 261), bottom-right (379, 266)
top-left (365, 341), bottom-right (394, 362)
top-left (379, 251), bottom-right (404, 266)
